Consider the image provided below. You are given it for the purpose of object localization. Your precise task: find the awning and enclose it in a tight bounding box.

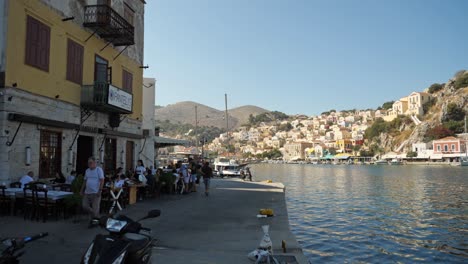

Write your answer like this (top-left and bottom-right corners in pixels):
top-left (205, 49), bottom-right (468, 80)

top-left (154, 136), bottom-right (190, 148)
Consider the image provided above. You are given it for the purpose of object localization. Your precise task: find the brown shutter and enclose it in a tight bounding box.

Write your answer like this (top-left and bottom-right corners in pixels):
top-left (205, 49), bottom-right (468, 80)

top-left (66, 39), bottom-right (74, 81)
top-left (39, 25), bottom-right (50, 71)
top-left (66, 39), bottom-right (84, 84)
top-left (122, 70), bottom-right (133, 93)
top-left (25, 16), bottom-right (50, 72)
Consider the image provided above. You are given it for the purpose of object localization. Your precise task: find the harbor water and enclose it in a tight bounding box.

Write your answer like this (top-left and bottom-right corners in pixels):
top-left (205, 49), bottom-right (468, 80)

top-left (250, 164), bottom-right (467, 263)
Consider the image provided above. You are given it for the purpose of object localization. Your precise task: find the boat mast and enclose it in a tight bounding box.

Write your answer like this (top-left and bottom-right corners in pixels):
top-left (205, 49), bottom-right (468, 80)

top-left (195, 105), bottom-right (199, 155)
top-left (225, 93), bottom-right (229, 145)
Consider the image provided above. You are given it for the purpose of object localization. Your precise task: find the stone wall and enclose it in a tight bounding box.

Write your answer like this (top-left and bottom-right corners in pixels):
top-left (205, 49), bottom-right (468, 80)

top-left (0, 87), bottom-right (144, 182)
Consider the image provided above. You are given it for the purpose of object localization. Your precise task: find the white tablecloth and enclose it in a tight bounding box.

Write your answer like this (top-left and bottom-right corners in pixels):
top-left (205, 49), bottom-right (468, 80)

top-left (15, 190), bottom-right (73, 200)
top-left (4, 188), bottom-right (23, 197)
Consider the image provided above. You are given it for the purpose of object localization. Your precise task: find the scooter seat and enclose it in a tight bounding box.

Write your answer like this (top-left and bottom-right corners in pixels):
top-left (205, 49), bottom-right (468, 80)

top-left (124, 233), bottom-right (149, 242)
top-left (125, 233), bottom-right (150, 253)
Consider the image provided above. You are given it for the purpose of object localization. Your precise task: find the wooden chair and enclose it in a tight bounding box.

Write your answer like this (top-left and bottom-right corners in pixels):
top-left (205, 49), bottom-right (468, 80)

top-left (34, 187), bottom-right (59, 222)
top-left (52, 184), bottom-right (62, 191)
top-left (0, 186), bottom-right (11, 215)
top-left (120, 184), bottom-right (130, 208)
top-left (23, 186), bottom-right (36, 220)
top-left (60, 184), bottom-right (72, 192)
top-left (99, 188), bottom-right (113, 214)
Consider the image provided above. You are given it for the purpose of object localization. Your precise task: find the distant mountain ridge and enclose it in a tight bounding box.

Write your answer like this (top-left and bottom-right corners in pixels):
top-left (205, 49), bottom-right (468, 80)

top-left (154, 101), bottom-right (269, 129)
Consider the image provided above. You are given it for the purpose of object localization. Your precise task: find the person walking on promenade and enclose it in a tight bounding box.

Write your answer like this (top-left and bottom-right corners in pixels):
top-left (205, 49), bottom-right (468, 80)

top-left (246, 167), bottom-right (253, 181)
top-left (81, 157), bottom-right (104, 228)
top-left (201, 162), bottom-right (213, 196)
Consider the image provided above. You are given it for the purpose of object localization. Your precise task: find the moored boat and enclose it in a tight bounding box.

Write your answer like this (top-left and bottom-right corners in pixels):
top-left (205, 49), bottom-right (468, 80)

top-left (374, 159), bottom-right (388, 165)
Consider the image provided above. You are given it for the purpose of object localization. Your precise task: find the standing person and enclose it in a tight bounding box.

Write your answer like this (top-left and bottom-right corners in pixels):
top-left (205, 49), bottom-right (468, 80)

top-left (189, 159), bottom-right (198, 192)
top-left (80, 157), bottom-right (105, 228)
top-left (246, 167), bottom-right (253, 181)
top-left (180, 164), bottom-right (190, 194)
top-left (135, 160), bottom-right (146, 182)
top-left (201, 162), bottom-right (213, 196)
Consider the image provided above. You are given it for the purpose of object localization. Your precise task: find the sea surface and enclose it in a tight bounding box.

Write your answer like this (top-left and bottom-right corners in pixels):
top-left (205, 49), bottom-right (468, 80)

top-left (250, 164), bottom-right (467, 263)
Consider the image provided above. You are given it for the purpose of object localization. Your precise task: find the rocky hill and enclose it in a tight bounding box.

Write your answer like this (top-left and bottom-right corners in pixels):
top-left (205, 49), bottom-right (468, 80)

top-left (229, 105), bottom-right (269, 126)
top-left (366, 70), bottom-right (468, 154)
top-left (154, 101), bottom-right (268, 129)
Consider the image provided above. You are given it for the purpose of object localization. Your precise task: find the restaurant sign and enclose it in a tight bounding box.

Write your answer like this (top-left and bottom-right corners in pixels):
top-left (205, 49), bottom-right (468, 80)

top-left (108, 84), bottom-right (132, 112)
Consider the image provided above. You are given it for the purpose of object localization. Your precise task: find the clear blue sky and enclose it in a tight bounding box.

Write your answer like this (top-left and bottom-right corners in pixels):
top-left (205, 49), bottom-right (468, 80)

top-left (144, 0), bottom-right (468, 115)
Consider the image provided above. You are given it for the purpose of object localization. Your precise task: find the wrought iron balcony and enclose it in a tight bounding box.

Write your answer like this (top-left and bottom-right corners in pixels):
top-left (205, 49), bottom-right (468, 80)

top-left (83, 5), bottom-right (134, 46)
top-left (81, 82), bottom-right (133, 114)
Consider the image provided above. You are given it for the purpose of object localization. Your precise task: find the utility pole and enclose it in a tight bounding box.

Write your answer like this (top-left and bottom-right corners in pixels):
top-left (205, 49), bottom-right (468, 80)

top-left (224, 94), bottom-right (229, 141)
top-left (195, 105), bottom-right (199, 154)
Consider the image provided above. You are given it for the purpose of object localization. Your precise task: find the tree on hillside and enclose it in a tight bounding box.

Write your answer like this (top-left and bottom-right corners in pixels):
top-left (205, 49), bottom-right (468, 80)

top-left (454, 72), bottom-right (468, 90)
top-left (444, 103), bottom-right (465, 121)
top-left (424, 125), bottom-right (454, 142)
top-left (278, 123), bottom-right (293, 132)
top-left (364, 118), bottom-right (387, 140)
top-left (422, 98), bottom-right (436, 115)
top-left (407, 151), bottom-right (418, 158)
top-left (428, 83), bottom-right (443, 94)
top-left (382, 101), bottom-right (394, 110)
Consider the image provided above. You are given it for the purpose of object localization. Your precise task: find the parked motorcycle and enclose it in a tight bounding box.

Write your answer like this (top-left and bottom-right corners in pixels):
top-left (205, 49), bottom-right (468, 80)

top-left (0, 232), bottom-right (49, 264)
top-left (81, 209), bottom-right (161, 264)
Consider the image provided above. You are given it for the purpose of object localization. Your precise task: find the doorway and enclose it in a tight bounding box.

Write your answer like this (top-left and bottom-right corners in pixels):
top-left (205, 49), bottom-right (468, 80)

top-left (39, 130), bottom-right (62, 179)
top-left (104, 138), bottom-right (117, 174)
top-left (76, 135), bottom-right (93, 175)
top-left (126, 141), bottom-right (134, 171)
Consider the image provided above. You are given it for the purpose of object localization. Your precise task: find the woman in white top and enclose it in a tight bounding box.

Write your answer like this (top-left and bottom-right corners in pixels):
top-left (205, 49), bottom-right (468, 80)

top-left (135, 160), bottom-right (147, 184)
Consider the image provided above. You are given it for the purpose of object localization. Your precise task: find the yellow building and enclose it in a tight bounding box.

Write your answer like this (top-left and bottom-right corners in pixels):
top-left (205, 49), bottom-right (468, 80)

top-left (336, 139), bottom-right (353, 153)
top-left (0, 0), bottom-right (146, 181)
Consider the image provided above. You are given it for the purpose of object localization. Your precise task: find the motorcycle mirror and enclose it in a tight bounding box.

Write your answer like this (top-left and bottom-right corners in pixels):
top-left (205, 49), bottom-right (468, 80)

top-left (147, 210), bottom-right (161, 218)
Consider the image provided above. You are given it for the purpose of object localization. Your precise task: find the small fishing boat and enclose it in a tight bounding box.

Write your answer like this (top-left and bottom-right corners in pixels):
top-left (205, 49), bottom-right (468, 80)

top-left (374, 159), bottom-right (388, 165)
top-left (390, 158), bottom-right (403, 165)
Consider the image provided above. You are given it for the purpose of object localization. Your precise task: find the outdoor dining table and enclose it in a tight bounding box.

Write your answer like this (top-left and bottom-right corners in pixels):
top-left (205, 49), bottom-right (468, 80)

top-left (15, 190), bottom-right (73, 200)
top-left (127, 183), bottom-right (147, 205)
top-left (4, 188), bottom-right (23, 197)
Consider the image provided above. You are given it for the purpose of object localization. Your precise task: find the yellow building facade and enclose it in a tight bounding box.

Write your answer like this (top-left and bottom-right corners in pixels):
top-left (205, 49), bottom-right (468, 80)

top-left (0, 0), bottom-right (147, 181)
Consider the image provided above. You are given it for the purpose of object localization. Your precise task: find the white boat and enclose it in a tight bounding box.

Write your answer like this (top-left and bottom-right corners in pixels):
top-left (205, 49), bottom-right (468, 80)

top-left (213, 157), bottom-right (242, 177)
top-left (374, 159), bottom-right (388, 165)
top-left (390, 158), bottom-right (403, 165)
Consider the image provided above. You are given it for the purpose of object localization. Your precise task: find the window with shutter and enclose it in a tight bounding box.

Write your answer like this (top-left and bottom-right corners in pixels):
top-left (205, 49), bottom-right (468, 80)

top-left (66, 39), bottom-right (84, 84)
top-left (25, 16), bottom-right (50, 72)
top-left (122, 69), bottom-right (133, 93)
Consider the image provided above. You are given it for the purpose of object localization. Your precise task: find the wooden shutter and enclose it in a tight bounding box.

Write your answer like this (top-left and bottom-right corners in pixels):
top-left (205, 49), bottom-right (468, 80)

top-left (66, 39), bottom-right (84, 84)
top-left (25, 16), bottom-right (50, 72)
top-left (122, 69), bottom-right (133, 93)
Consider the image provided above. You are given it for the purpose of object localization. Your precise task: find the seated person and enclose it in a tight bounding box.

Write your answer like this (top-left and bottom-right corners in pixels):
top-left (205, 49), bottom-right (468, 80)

top-left (52, 171), bottom-right (66, 184)
top-left (65, 170), bottom-right (76, 184)
top-left (20, 171), bottom-right (35, 188)
top-left (114, 167), bottom-right (126, 188)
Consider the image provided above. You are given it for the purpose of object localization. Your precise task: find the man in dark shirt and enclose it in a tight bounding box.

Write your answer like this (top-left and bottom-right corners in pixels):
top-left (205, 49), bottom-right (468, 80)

top-left (201, 162), bottom-right (213, 196)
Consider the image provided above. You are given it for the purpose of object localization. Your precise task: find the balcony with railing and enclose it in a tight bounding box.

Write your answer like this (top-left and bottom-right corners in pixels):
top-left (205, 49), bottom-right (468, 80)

top-left (81, 82), bottom-right (133, 114)
top-left (83, 5), bottom-right (134, 46)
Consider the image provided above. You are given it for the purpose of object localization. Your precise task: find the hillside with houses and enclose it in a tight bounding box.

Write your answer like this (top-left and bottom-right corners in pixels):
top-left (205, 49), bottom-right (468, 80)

top-left (200, 70), bottom-right (468, 162)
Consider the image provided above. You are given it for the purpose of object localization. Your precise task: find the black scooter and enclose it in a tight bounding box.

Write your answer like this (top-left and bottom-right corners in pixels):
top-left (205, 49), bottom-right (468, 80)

top-left (0, 232), bottom-right (49, 264)
top-left (81, 209), bottom-right (161, 264)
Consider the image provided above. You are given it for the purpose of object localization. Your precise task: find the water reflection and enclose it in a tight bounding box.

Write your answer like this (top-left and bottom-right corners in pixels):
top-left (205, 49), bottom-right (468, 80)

top-left (251, 164), bottom-right (467, 263)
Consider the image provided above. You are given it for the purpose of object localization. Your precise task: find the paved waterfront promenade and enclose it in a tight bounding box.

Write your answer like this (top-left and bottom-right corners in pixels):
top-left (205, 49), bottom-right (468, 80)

top-left (0, 179), bottom-right (307, 263)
